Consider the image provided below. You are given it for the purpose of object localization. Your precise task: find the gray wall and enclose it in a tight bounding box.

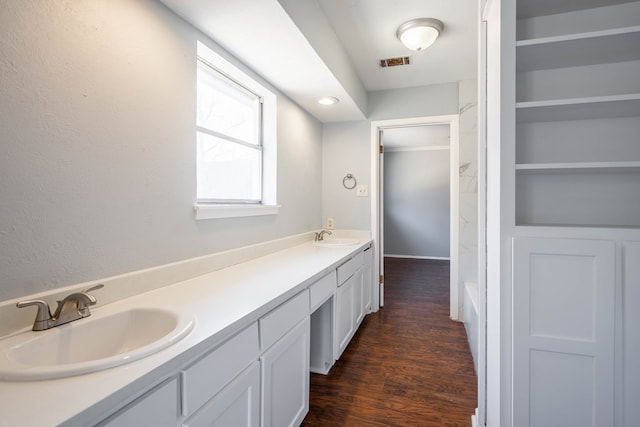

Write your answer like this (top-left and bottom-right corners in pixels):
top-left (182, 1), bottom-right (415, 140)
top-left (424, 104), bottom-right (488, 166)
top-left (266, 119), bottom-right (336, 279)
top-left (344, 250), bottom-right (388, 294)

top-left (384, 149), bottom-right (450, 258)
top-left (382, 124), bottom-right (451, 259)
top-left (322, 82), bottom-right (459, 231)
top-left (0, 0), bottom-right (323, 301)
top-left (321, 121), bottom-right (372, 230)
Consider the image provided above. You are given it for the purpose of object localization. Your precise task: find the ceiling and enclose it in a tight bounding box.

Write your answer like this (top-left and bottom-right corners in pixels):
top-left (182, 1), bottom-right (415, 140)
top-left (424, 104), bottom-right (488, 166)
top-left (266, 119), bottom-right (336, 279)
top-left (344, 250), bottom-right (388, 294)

top-left (159, 0), bottom-right (478, 122)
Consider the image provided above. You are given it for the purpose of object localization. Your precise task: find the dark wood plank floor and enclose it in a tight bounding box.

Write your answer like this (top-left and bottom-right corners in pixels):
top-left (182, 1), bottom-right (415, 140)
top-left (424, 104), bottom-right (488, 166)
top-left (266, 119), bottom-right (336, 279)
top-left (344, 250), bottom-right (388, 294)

top-left (302, 258), bottom-right (477, 427)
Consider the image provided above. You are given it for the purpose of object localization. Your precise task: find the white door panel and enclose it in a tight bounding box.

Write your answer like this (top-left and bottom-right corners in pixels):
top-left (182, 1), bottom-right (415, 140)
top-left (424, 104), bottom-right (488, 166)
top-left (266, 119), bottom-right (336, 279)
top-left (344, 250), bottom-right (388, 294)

top-left (513, 237), bottom-right (615, 427)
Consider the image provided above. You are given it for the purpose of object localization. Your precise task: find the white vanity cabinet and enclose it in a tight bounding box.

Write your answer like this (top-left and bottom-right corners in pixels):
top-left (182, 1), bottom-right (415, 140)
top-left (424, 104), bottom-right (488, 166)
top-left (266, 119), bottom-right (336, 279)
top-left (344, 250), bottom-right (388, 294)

top-left (362, 245), bottom-right (372, 315)
top-left (181, 323), bottom-right (260, 426)
top-left (183, 362), bottom-right (260, 427)
top-left (334, 250), bottom-right (365, 360)
top-left (98, 377), bottom-right (180, 427)
top-left (309, 271), bottom-right (337, 375)
top-left (259, 290), bottom-right (310, 427)
top-left (68, 241), bottom-right (374, 427)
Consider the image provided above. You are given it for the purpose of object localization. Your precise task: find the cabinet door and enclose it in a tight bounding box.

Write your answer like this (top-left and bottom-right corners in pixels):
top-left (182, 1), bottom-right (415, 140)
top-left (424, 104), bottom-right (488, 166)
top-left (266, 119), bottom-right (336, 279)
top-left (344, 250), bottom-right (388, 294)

top-left (99, 378), bottom-right (179, 427)
top-left (623, 241), bottom-right (640, 427)
top-left (182, 323), bottom-right (259, 417)
top-left (334, 274), bottom-right (355, 360)
top-left (261, 317), bottom-right (310, 427)
top-left (362, 247), bottom-right (372, 313)
top-left (513, 238), bottom-right (615, 427)
top-left (354, 267), bottom-right (364, 326)
top-left (183, 362), bottom-right (260, 427)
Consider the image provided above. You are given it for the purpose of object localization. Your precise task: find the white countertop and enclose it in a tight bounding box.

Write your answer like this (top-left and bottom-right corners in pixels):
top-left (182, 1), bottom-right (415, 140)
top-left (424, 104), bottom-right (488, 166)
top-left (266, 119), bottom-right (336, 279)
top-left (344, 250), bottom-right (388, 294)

top-left (0, 238), bottom-right (371, 427)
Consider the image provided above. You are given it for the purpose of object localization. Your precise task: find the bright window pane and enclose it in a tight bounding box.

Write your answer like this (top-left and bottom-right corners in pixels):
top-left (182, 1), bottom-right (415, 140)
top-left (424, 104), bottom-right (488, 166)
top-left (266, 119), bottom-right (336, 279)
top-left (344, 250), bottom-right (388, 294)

top-left (196, 132), bottom-right (262, 201)
top-left (197, 62), bottom-right (259, 145)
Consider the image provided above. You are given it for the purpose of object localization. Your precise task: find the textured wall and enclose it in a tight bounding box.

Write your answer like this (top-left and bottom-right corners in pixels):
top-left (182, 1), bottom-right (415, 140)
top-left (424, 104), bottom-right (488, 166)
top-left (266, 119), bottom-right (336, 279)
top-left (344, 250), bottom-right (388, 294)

top-left (0, 0), bottom-right (322, 301)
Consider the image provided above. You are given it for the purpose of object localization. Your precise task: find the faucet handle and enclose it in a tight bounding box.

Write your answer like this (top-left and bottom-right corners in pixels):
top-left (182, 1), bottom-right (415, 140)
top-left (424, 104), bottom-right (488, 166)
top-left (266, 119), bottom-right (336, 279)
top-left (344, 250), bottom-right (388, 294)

top-left (82, 284), bottom-right (104, 294)
top-left (16, 300), bottom-right (52, 331)
top-left (80, 284), bottom-right (104, 305)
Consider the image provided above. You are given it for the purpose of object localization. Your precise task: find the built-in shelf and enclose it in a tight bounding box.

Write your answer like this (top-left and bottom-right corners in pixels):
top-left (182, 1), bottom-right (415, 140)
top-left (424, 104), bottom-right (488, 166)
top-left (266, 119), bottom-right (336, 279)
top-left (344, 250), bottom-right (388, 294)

top-left (517, 0), bottom-right (634, 19)
top-left (516, 26), bottom-right (640, 71)
top-left (516, 223), bottom-right (640, 230)
top-left (516, 93), bottom-right (640, 122)
top-left (514, 1), bottom-right (640, 230)
top-left (516, 161), bottom-right (640, 172)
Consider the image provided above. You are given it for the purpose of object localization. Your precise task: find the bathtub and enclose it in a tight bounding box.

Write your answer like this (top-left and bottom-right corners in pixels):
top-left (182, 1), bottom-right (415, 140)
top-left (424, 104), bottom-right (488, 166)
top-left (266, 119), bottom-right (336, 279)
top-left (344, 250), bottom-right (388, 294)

top-left (463, 281), bottom-right (478, 373)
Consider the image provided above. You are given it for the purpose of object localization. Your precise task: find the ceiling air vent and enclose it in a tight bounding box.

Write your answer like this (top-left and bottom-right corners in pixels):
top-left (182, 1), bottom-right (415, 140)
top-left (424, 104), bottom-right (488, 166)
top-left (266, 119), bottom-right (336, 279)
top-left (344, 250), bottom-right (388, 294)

top-left (379, 56), bottom-right (411, 68)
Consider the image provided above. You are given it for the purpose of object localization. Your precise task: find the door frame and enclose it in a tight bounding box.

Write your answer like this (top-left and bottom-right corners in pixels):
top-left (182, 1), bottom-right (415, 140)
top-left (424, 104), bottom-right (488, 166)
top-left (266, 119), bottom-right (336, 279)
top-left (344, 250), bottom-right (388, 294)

top-left (370, 114), bottom-right (460, 319)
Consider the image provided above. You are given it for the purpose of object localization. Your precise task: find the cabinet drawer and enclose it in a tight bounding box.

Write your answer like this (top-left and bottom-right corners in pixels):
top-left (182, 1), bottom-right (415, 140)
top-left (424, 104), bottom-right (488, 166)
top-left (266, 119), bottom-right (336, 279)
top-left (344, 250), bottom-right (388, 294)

top-left (337, 251), bottom-right (364, 285)
top-left (183, 362), bottom-right (260, 427)
top-left (309, 271), bottom-right (336, 311)
top-left (182, 323), bottom-right (259, 417)
top-left (99, 377), bottom-right (179, 427)
top-left (260, 290), bottom-right (309, 351)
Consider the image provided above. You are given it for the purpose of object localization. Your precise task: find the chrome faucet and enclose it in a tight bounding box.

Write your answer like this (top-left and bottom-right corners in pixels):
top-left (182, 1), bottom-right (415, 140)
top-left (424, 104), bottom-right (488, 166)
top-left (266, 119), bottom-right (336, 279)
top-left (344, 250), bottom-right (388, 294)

top-left (16, 284), bottom-right (104, 331)
top-left (314, 230), bottom-right (333, 241)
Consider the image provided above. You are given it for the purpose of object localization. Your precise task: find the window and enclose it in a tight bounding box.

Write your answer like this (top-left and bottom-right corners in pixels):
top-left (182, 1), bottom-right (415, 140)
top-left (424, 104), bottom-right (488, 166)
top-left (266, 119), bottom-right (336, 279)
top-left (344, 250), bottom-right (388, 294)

top-left (194, 42), bottom-right (278, 220)
top-left (196, 60), bottom-right (262, 202)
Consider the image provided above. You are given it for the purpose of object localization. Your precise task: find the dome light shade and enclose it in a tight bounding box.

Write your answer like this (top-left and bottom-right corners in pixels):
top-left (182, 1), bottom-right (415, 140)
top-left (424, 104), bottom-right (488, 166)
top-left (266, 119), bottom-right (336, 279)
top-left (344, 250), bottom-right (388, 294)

top-left (397, 18), bottom-right (444, 51)
top-left (318, 96), bottom-right (339, 105)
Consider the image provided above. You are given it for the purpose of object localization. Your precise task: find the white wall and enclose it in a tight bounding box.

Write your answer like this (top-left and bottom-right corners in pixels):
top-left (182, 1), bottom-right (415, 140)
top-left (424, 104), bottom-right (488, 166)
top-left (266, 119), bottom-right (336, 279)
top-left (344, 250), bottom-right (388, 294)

top-left (0, 0), bottom-right (323, 301)
top-left (458, 79), bottom-right (479, 285)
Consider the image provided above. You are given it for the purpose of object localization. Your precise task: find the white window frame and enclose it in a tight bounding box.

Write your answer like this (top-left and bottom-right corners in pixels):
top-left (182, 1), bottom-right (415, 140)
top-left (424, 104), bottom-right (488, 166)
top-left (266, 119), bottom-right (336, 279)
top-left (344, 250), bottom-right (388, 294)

top-left (194, 41), bottom-right (278, 220)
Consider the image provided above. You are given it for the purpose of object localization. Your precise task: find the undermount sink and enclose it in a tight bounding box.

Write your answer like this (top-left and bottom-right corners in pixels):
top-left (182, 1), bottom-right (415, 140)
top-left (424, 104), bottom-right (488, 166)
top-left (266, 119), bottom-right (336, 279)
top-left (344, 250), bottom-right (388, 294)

top-left (313, 237), bottom-right (360, 247)
top-left (0, 307), bottom-right (194, 381)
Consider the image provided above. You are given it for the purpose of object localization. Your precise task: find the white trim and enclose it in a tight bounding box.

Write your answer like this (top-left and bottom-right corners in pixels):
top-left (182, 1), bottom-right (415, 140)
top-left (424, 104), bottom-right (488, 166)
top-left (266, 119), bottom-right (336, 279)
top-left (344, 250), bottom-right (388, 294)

top-left (384, 254), bottom-right (451, 261)
top-left (194, 204), bottom-right (280, 220)
top-left (384, 145), bottom-right (450, 152)
top-left (370, 114), bottom-right (460, 320)
top-left (196, 41), bottom-right (278, 212)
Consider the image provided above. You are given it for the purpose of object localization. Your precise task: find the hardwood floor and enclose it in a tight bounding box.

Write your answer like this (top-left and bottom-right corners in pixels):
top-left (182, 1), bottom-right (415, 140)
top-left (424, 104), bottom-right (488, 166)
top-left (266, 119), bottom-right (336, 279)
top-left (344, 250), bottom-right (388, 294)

top-left (302, 258), bottom-right (477, 427)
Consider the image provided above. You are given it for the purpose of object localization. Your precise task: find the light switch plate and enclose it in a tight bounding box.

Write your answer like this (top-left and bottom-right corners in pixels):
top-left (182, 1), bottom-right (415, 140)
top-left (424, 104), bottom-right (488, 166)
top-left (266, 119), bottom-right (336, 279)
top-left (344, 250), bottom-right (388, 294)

top-left (356, 185), bottom-right (368, 197)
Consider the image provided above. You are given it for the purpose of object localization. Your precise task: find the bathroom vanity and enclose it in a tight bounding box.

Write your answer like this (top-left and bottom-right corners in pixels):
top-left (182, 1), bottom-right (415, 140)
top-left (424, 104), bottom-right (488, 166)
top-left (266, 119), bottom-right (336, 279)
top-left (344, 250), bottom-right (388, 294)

top-left (0, 233), bottom-right (373, 427)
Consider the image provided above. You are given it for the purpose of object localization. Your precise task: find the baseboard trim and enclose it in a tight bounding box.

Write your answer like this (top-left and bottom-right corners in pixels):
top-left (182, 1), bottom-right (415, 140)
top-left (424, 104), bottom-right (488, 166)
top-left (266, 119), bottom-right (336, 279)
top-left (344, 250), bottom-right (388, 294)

top-left (384, 254), bottom-right (451, 261)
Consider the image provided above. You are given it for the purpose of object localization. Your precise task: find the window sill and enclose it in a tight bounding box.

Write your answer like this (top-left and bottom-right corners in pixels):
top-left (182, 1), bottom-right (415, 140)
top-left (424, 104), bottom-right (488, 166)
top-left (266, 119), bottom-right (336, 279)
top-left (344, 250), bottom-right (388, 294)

top-left (194, 203), bottom-right (281, 220)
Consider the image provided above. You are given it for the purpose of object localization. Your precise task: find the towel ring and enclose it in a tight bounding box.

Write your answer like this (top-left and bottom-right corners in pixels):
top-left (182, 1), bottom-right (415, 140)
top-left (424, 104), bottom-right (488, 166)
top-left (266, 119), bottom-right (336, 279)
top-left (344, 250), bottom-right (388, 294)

top-left (343, 173), bottom-right (357, 190)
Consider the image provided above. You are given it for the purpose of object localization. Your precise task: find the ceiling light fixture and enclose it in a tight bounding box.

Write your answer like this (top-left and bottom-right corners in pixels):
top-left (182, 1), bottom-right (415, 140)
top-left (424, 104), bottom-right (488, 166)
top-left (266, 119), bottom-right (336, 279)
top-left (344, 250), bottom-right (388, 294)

top-left (396, 18), bottom-right (444, 51)
top-left (318, 96), bottom-right (339, 105)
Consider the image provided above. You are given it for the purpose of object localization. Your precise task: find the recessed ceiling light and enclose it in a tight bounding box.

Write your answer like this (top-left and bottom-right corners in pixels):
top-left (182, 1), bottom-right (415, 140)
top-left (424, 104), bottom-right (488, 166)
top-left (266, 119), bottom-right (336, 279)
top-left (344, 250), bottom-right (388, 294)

top-left (397, 18), bottom-right (444, 51)
top-left (318, 97), bottom-right (339, 105)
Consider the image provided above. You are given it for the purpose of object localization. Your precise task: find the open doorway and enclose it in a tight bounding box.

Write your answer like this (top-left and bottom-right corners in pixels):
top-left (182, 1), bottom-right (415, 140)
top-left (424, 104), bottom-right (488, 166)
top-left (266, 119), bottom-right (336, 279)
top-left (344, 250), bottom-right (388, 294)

top-left (382, 124), bottom-right (451, 262)
top-left (370, 115), bottom-right (460, 319)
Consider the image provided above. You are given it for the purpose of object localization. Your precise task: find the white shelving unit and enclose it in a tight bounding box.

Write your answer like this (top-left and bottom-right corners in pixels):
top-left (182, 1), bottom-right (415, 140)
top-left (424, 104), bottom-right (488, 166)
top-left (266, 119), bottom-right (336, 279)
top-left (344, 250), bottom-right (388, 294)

top-left (516, 94), bottom-right (640, 122)
top-left (516, 26), bottom-right (640, 71)
top-left (514, 1), bottom-right (640, 228)
top-left (501, 3), bottom-right (640, 426)
top-left (515, 161), bottom-right (640, 171)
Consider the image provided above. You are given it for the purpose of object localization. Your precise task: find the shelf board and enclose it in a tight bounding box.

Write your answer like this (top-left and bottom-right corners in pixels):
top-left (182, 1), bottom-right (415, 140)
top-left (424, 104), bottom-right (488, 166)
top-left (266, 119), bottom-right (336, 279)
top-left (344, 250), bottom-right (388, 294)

top-left (517, 0), bottom-right (634, 19)
top-left (516, 161), bottom-right (640, 173)
top-left (517, 26), bottom-right (640, 71)
top-left (516, 93), bottom-right (640, 122)
top-left (516, 223), bottom-right (640, 229)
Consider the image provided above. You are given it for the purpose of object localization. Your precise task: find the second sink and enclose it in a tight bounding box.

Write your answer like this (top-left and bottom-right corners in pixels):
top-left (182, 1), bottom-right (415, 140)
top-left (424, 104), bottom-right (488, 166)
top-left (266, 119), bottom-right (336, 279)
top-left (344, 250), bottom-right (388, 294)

top-left (313, 238), bottom-right (360, 247)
